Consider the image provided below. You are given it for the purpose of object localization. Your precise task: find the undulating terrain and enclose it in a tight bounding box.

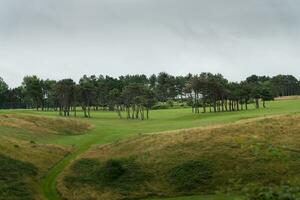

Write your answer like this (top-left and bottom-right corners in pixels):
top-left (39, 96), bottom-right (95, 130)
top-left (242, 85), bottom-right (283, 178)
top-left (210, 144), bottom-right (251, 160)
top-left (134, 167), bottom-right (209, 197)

top-left (0, 98), bottom-right (300, 200)
top-left (0, 114), bottom-right (90, 200)
top-left (60, 114), bottom-right (300, 200)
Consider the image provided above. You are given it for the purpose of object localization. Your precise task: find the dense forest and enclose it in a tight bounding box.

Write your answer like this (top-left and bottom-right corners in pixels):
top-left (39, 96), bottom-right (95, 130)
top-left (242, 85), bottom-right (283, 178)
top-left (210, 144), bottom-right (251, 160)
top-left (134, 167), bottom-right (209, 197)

top-left (0, 73), bottom-right (299, 119)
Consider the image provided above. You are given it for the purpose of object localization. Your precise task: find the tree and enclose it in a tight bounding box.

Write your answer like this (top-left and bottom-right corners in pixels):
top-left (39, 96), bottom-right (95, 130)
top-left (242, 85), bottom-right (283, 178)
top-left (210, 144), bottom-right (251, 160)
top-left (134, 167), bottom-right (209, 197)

top-left (109, 88), bottom-right (122, 118)
top-left (175, 76), bottom-right (187, 100)
top-left (6, 87), bottom-right (27, 109)
top-left (120, 84), bottom-right (154, 120)
top-left (1, 72), bottom-right (299, 118)
top-left (149, 74), bottom-right (157, 90)
top-left (240, 81), bottom-right (252, 110)
top-left (0, 77), bottom-right (8, 107)
top-left (141, 89), bottom-right (156, 119)
top-left (42, 79), bottom-right (57, 110)
top-left (156, 72), bottom-right (177, 101)
top-left (260, 81), bottom-right (274, 108)
top-left (79, 75), bottom-right (96, 118)
top-left (55, 79), bottom-right (76, 116)
top-left (22, 76), bottom-right (43, 110)
top-left (271, 75), bottom-right (299, 96)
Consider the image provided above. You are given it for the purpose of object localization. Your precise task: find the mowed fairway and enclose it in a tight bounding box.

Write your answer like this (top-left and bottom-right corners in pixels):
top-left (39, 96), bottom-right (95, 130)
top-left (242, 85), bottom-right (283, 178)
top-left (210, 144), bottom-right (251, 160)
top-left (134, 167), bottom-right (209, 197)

top-left (0, 98), bottom-right (299, 200)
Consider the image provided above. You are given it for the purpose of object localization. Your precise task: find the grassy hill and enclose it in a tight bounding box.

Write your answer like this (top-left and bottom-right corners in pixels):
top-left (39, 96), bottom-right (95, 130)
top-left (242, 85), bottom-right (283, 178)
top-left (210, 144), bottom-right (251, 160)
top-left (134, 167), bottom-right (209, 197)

top-left (0, 99), bottom-right (300, 200)
top-left (0, 114), bottom-right (90, 200)
top-left (59, 114), bottom-right (300, 200)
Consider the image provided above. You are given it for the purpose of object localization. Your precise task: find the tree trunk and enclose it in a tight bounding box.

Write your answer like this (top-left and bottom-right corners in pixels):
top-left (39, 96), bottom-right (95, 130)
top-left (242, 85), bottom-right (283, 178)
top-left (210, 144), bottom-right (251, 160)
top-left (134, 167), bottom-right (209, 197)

top-left (202, 100), bottom-right (206, 113)
top-left (136, 106), bottom-right (139, 119)
top-left (213, 101), bottom-right (216, 113)
top-left (221, 99), bottom-right (224, 112)
top-left (255, 98), bottom-right (259, 109)
top-left (236, 101), bottom-right (240, 111)
top-left (131, 106), bottom-right (135, 119)
top-left (87, 104), bottom-right (91, 118)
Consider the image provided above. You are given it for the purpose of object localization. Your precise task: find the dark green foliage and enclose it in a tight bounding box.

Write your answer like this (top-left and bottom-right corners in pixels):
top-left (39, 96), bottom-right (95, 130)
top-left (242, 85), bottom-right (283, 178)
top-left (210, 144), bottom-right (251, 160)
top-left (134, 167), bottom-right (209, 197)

top-left (101, 159), bottom-right (125, 182)
top-left (168, 160), bottom-right (214, 192)
top-left (70, 158), bottom-right (100, 176)
top-left (0, 77), bottom-right (8, 105)
top-left (246, 185), bottom-right (300, 200)
top-left (65, 158), bottom-right (101, 185)
top-left (2, 73), bottom-right (300, 117)
top-left (65, 158), bottom-right (148, 191)
top-left (0, 154), bottom-right (38, 200)
top-left (22, 75), bottom-right (43, 110)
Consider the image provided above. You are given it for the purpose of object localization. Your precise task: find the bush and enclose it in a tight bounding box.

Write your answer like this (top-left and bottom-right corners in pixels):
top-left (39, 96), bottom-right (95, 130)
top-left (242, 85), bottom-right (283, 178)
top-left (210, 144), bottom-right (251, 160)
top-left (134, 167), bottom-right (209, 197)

top-left (70, 158), bottom-right (100, 175)
top-left (65, 158), bottom-right (148, 191)
top-left (64, 158), bottom-right (101, 185)
top-left (168, 160), bottom-right (214, 192)
top-left (101, 159), bottom-right (125, 182)
top-left (0, 154), bottom-right (38, 200)
top-left (246, 185), bottom-right (300, 200)
top-left (0, 155), bottom-right (37, 176)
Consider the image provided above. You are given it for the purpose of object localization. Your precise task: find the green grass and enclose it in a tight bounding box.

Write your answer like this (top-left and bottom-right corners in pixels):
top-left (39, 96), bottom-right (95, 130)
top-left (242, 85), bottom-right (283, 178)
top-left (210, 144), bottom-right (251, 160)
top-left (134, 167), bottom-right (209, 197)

top-left (1, 99), bottom-right (300, 200)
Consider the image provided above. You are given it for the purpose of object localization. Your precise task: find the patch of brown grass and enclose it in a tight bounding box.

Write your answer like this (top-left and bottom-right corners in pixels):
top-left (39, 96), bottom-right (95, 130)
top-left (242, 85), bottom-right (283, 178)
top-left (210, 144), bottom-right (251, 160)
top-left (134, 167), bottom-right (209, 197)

top-left (0, 135), bottom-right (71, 176)
top-left (0, 114), bottom-right (91, 135)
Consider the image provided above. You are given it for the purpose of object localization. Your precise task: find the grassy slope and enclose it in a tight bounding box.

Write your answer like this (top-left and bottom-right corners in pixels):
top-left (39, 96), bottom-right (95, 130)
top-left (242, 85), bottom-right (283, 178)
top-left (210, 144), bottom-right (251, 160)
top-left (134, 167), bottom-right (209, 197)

top-left (0, 114), bottom-right (89, 199)
top-left (61, 113), bottom-right (300, 199)
top-left (1, 99), bottom-right (299, 200)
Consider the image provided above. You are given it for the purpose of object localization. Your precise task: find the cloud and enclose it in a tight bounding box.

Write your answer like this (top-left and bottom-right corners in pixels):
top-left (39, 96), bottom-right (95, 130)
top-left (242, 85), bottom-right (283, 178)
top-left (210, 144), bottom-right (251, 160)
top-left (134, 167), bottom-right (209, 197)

top-left (0, 0), bottom-right (299, 87)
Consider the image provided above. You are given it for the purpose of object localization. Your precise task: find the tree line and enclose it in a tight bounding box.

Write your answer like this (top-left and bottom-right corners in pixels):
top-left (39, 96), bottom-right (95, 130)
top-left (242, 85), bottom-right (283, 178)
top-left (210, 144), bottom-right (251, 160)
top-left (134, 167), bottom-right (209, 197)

top-left (0, 73), bottom-right (299, 119)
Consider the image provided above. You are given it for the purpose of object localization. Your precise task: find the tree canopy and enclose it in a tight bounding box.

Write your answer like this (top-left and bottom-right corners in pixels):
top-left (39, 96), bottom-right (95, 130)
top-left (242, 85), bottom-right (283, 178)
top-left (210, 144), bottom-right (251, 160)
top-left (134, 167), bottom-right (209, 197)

top-left (1, 73), bottom-right (299, 119)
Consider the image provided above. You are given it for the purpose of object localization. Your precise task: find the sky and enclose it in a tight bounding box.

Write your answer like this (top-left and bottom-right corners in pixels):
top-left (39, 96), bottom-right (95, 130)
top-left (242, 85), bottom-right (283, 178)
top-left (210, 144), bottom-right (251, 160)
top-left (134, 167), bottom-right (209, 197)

top-left (0, 0), bottom-right (300, 87)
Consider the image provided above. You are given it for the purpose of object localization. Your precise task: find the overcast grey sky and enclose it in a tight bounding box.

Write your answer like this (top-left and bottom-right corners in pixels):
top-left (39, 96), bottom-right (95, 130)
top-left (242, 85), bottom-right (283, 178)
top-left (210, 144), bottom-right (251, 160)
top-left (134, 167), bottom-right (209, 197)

top-left (0, 0), bottom-right (300, 87)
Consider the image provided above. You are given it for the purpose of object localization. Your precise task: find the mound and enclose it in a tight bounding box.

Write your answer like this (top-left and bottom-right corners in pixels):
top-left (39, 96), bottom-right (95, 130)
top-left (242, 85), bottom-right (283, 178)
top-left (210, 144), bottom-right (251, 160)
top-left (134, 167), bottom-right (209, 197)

top-left (0, 114), bottom-right (92, 199)
top-left (60, 114), bottom-right (300, 200)
top-left (0, 114), bottom-right (91, 135)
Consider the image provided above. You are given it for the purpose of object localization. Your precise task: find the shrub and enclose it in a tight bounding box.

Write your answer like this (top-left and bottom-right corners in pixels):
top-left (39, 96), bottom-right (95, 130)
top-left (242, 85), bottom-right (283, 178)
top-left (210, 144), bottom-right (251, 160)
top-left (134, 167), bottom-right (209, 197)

top-left (65, 158), bottom-right (148, 191)
top-left (101, 159), bottom-right (125, 182)
top-left (0, 155), bottom-right (37, 176)
top-left (168, 160), bottom-right (214, 192)
top-left (0, 154), bottom-right (38, 200)
top-left (65, 158), bottom-right (101, 185)
top-left (99, 158), bottom-right (148, 191)
top-left (70, 158), bottom-right (100, 175)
